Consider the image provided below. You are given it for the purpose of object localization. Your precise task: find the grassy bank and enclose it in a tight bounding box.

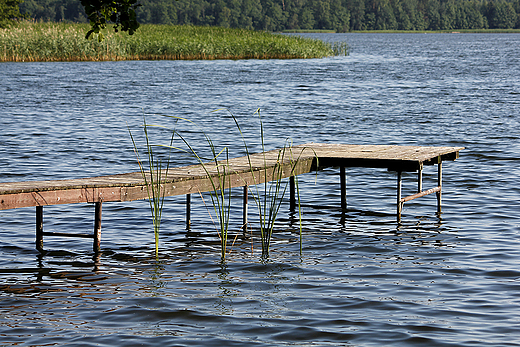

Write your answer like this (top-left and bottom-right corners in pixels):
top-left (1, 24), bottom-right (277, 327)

top-left (0, 21), bottom-right (348, 62)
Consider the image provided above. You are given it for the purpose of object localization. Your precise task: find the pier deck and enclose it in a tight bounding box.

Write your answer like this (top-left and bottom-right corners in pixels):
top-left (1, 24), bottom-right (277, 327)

top-left (0, 143), bottom-right (464, 251)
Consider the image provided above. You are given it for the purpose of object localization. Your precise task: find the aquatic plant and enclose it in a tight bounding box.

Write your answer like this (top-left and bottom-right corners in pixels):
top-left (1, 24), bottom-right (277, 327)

top-left (128, 110), bottom-right (313, 259)
top-left (0, 21), bottom-right (346, 62)
top-left (128, 116), bottom-right (175, 259)
top-left (162, 116), bottom-right (233, 260)
top-left (230, 110), bottom-right (308, 257)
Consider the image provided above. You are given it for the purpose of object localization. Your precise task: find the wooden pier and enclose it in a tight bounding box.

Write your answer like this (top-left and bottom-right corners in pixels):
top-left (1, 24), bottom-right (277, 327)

top-left (0, 143), bottom-right (464, 252)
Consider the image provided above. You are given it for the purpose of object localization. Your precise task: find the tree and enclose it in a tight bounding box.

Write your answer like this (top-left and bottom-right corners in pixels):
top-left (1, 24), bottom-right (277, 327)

top-left (79, 0), bottom-right (178, 40)
top-left (487, 0), bottom-right (517, 28)
top-left (348, 0), bottom-right (366, 30)
top-left (330, 0), bottom-right (350, 32)
top-left (0, 0), bottom-right (23, 27)
top-left (80, 0), bottom-right (140, 39)
top-left (15, 0), bottom-right (520, 33)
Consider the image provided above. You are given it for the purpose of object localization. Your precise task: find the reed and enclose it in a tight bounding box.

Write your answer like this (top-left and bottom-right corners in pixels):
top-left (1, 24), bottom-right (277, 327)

top-left (162, 116), bottom-right (233, 260)
top-left (128, 116), bottom-right (175, 259)
top-left (129, 111), bottom-right (313, 259)
top-left (0, 21), bottom-right (347, 62)
top-left (230, 110), bottom-right (308, 258)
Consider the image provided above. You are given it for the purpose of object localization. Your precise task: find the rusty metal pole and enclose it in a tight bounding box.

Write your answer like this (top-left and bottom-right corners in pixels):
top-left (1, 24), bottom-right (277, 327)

top-left (94, 201), bottom-right (102, 253)
top-left (36, 206), bottom-right (43, 252)
top-left (397, 171), bottom-right (403, 223)
top-left (243, 185), bottom-right (248, 228)
top-left (186, 194), bottom-right (191, 229)
top-left (437, 160), bottom-right (443, 215)
top-left (290, 176), bottom-right (295, 211)
top-left (340, 166), bottom-right (346, 211)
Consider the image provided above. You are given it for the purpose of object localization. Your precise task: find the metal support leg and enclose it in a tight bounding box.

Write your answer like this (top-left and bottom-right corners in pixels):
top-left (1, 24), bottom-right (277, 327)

top-left (290, 176), bottom-right (295, 211)
top-left (94, 201), bottom-right (102, 253)
top-left (243, 185), bottom-right (248, 228)
top-left (437, 161), bottom-right (442, 215)
top-left (397, 171), bottom-right (403, 223)
top-left (186, 194), bottom-right (191, 229)
top-left (340, 166), bottom-right (346, 211)
top-left (36, 206), bottom-right (43, 252)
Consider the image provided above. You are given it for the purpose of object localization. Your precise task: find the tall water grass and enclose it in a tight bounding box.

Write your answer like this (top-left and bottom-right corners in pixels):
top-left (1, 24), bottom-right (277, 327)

top-left (128, 111), bottom-right (312, 260)
top-left (170, 111), bottom-right (308, 258)
top-left (231, 111), bottom-right (282, 256)
top-left (231, 110), bottom-right (311, 257)
top-left (0, 21), bottom-right (348, 62)
top-left (128, 116), bottom-right (175, 259)
top-left (161, 116), bottom-right (234, 260)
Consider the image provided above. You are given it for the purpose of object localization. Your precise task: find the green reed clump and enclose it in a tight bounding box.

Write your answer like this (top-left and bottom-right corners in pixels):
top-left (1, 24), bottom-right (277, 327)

top-left (128, 116), bottom-right (175, 259)
top-left (127, 111), bottom-right (314, 260)
top-left (155, 111), bottom-right (307, 259)
top-left (162, 116), bottom-right (233, 260)
top-left (0, 21), bottom-right (125, 62)
top-left (0, 21), bottom-right (348, 62)
top-left (232, 111), bottom-right (306, 258)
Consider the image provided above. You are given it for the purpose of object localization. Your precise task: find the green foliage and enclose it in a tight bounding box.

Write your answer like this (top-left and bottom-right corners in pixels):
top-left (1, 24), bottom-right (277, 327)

top-left (487, 0), bottom-right (517, 28)
top-left (19, 0), bottom-right (519, 31)
top-left (128, 117), bottom-right (175, 259)
top-left (0, 21), bottom-right (341, 61)
top-left (80, 0), bottom-right (143, 40)
top-left (235, 113), bottom-right (306, 258)
top-left (162, 115), bottom-right (233, 260)
top-left (0, 0), bottom-right (23, 28)
top-left (158, 110), bottom-right (307, 259)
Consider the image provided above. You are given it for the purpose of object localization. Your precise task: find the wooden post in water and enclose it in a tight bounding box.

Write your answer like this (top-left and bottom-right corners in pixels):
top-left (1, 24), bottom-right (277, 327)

top-left (289, 176), bottom-right (296, 211)
top-left (243, 185), bottom-right (248, 228)
top-left (340, 166), bottom-right (347, 211)
top-left (36, 206), bottom-right (43, 252)
top-left (397, 171), bottom-right (403, 223)
top-left (186, 194), bottom-right (191, 229)
top-left (418, 168), bottom-right (423, 193)
top-left (437, 159), bottom-right (443, 215)
top-left (94, 201), bottom-right (102, 253)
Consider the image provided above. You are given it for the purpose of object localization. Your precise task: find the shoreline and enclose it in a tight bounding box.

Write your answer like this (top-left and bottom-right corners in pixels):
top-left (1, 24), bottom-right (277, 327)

top-left (284, 29), bottom-right (520, 34)
top-left (0, 22), bottom-right (347, 63)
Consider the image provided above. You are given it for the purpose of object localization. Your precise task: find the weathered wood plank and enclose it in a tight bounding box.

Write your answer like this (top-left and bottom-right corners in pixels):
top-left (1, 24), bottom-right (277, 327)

top-left (0, 144), bottom-right (464, 211)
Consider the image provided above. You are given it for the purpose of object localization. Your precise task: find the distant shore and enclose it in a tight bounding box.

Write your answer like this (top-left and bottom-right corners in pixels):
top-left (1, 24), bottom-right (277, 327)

top-left (283, 29), bottom-right (520, 34)
top-left (0, 22), bottom-right (348, 63)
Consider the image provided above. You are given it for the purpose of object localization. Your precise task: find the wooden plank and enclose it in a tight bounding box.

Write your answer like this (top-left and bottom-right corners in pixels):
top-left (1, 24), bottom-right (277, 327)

top-left (0, 187), bottom-right (122, 210)
top-left (0, 144), bottom-right (464, 211)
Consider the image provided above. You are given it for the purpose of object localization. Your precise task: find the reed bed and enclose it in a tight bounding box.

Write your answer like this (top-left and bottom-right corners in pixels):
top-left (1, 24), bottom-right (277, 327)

top-left (0, 21), bottom-right (347, 62)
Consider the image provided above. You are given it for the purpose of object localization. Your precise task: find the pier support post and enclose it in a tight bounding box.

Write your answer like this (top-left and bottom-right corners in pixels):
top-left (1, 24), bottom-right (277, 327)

top-left (36, 206), bottom-right (43, 252)
top-left (418, 168), bottom-right (423, 193)
top-left (186, 194), bottom-right (191, 229)
top-left (243, 185), bottom-right (248, 229)
top-left (340, 166), bottom-right (347, 211)
top-left (290, 176), bottom-right (296, 211)
top-left (94, 201), bottom-right (102, 253)
top-left (397, 171), bottom-right (403, 223)
top-left (437, 160), bottom-right (442, 215)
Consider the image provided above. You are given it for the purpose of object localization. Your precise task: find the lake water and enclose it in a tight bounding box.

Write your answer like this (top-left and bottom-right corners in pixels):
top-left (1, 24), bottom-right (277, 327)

top-left (1, 33), bottom-right (519, 346)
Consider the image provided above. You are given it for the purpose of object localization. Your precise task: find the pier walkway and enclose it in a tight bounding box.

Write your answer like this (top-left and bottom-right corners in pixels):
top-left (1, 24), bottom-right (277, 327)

top-left (0, 143), bottom-right (464, 252)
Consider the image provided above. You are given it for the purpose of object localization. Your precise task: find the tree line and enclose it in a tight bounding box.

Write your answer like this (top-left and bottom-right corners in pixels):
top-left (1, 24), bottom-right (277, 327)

top-left (14, 0), bottom-right (520, 31)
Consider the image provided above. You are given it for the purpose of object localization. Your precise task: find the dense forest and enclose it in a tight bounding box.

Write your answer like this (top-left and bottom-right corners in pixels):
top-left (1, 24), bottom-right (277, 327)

top-left (17, 0), bottom-right (520, 31)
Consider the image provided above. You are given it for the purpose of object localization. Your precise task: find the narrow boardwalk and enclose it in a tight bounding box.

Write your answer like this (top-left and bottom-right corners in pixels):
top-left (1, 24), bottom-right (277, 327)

top-left (0, 143), bottom-right (464, 251)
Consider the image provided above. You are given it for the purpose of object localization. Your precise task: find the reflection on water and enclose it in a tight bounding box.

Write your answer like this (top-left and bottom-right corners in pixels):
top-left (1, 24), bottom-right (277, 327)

top-left (1, 33), bottom-right (520, 346)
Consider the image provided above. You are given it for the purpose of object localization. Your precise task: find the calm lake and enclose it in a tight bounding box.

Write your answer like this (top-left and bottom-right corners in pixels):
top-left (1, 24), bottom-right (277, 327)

top-left (1, 33), bottom-right (519, 346)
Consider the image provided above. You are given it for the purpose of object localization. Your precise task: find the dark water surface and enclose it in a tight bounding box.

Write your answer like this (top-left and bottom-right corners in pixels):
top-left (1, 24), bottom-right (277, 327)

top-left (1, 33), bottom-right (519, 346)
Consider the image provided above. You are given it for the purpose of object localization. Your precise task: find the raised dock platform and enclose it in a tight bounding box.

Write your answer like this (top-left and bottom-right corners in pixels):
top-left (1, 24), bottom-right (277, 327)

top-left (0, 143), bottom-right (464, 252)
